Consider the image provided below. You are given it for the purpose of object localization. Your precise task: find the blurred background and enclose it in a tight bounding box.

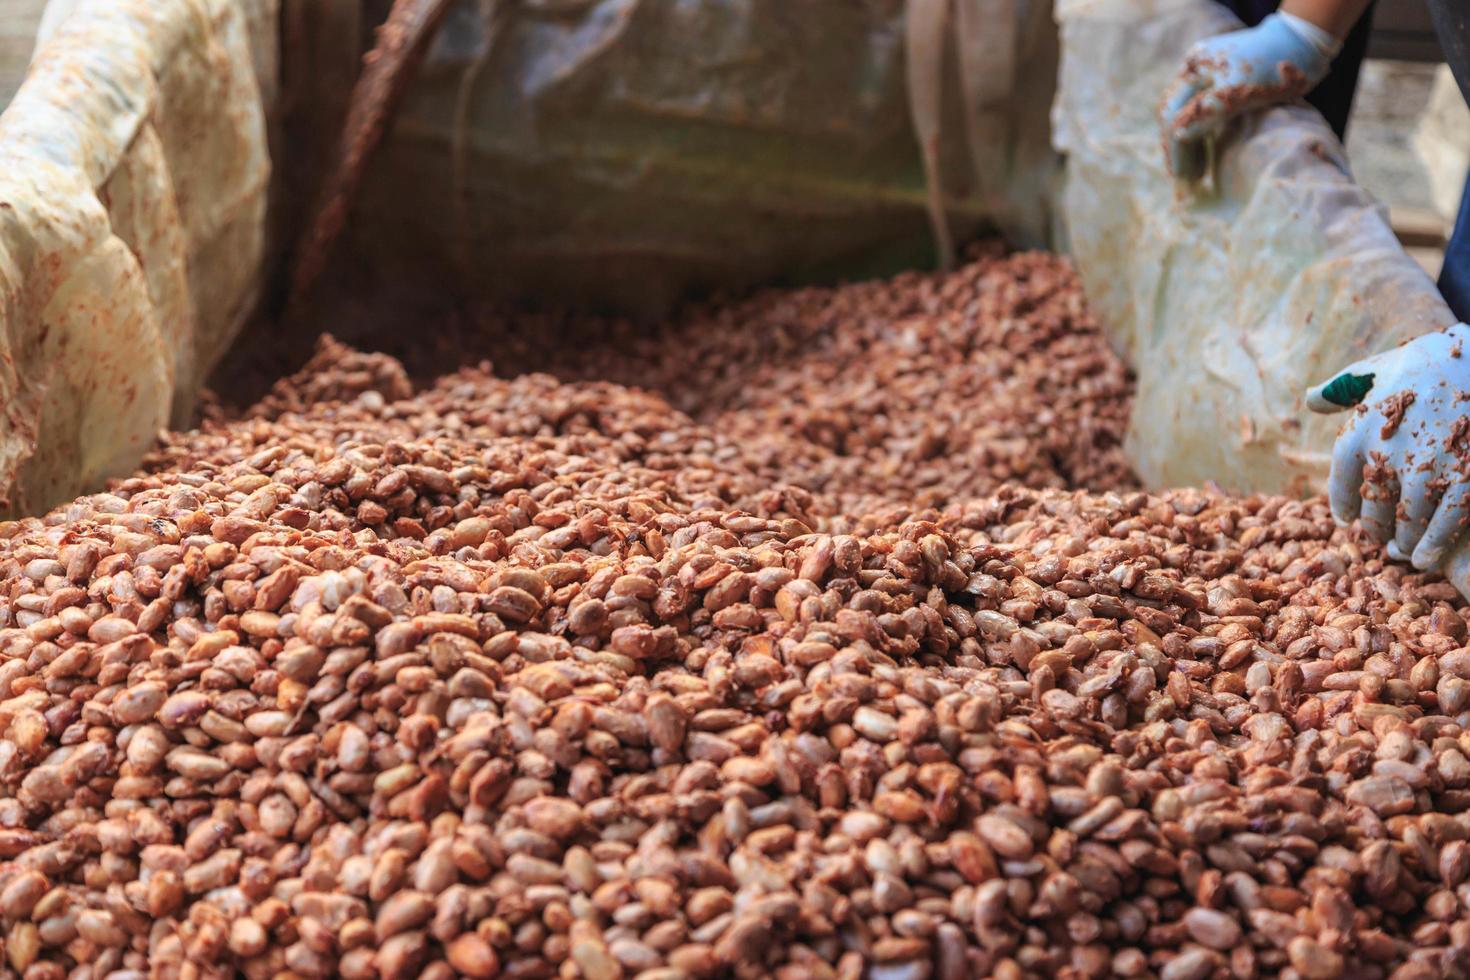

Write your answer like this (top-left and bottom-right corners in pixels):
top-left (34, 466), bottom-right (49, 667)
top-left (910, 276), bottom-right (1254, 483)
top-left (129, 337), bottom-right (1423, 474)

top-left (1355, 4), bottom-right (1468, 277)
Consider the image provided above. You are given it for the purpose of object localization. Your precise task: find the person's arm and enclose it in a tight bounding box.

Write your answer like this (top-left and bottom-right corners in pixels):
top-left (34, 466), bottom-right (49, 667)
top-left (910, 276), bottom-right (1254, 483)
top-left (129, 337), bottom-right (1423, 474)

top-left (1159, 0), bottom-right (1372, 178)
top-left (1282, 0), bottom-right (1373, 39)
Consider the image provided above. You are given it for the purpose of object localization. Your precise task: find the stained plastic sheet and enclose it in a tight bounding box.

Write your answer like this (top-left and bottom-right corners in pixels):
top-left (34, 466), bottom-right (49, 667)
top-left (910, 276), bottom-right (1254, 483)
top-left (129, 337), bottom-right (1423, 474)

top-left (1054, 0), bottom-right (1456, 495)
top-left (0, 0), bottom-right (273, 517)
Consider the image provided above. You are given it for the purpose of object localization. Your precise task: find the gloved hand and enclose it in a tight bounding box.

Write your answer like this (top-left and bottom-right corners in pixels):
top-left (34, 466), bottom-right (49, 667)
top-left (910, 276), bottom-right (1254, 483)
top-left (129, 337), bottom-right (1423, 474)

top-left (1307, 325), bottom-right (1470, 577)
top-left (1161, 12), bottom-right (1341, 179)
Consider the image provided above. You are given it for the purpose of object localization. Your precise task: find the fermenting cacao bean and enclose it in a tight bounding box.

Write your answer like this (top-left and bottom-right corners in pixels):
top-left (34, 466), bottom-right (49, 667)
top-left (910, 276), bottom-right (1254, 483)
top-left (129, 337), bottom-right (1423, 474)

top-left (0, 250), bottom-right (1464, 978)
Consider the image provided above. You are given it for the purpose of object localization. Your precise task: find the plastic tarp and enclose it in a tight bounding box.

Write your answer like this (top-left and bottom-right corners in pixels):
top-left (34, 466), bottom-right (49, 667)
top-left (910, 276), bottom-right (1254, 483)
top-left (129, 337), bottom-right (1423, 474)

top-left (0, 0), bottom-right (275, 517)
top-left (330, 0), bottom-right (1062, 320)
top-left (1054, 0), bottom-right (1457, 495)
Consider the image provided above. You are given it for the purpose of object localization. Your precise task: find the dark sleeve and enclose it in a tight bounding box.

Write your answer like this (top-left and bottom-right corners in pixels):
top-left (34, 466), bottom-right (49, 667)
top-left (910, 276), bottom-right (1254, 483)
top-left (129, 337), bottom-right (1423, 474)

top-left (1307, 3), bottom-right (1376, 141)
top-left (1214, 0), bottom-right (1277, 28)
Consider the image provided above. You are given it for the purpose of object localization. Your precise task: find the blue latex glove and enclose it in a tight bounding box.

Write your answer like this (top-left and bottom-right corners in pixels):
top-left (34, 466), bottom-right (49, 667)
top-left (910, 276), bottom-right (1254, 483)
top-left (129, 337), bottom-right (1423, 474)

top-left (1161, 13), bottom-right (1339, 179)
top-left (1306, 325), bottom-right (1470, 583)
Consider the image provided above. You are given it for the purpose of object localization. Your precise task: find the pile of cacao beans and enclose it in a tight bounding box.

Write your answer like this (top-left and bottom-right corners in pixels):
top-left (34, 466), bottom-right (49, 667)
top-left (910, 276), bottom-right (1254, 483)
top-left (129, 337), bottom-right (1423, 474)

top-left (0, 251), bottom-right (1462, 980)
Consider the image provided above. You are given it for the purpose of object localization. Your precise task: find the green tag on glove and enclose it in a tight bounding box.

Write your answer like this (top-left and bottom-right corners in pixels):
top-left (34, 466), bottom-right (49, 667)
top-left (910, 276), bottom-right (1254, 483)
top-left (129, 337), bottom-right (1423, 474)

top-left (1320, 372), bottom-right (1375, 407)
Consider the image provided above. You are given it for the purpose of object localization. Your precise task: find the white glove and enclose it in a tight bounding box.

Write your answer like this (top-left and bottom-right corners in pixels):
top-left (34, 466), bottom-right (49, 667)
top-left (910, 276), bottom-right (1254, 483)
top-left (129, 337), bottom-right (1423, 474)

top-left (1160, 12), bottom-right (1341, 179)
top-left (1307, 325), bottom-right (1470, 576)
